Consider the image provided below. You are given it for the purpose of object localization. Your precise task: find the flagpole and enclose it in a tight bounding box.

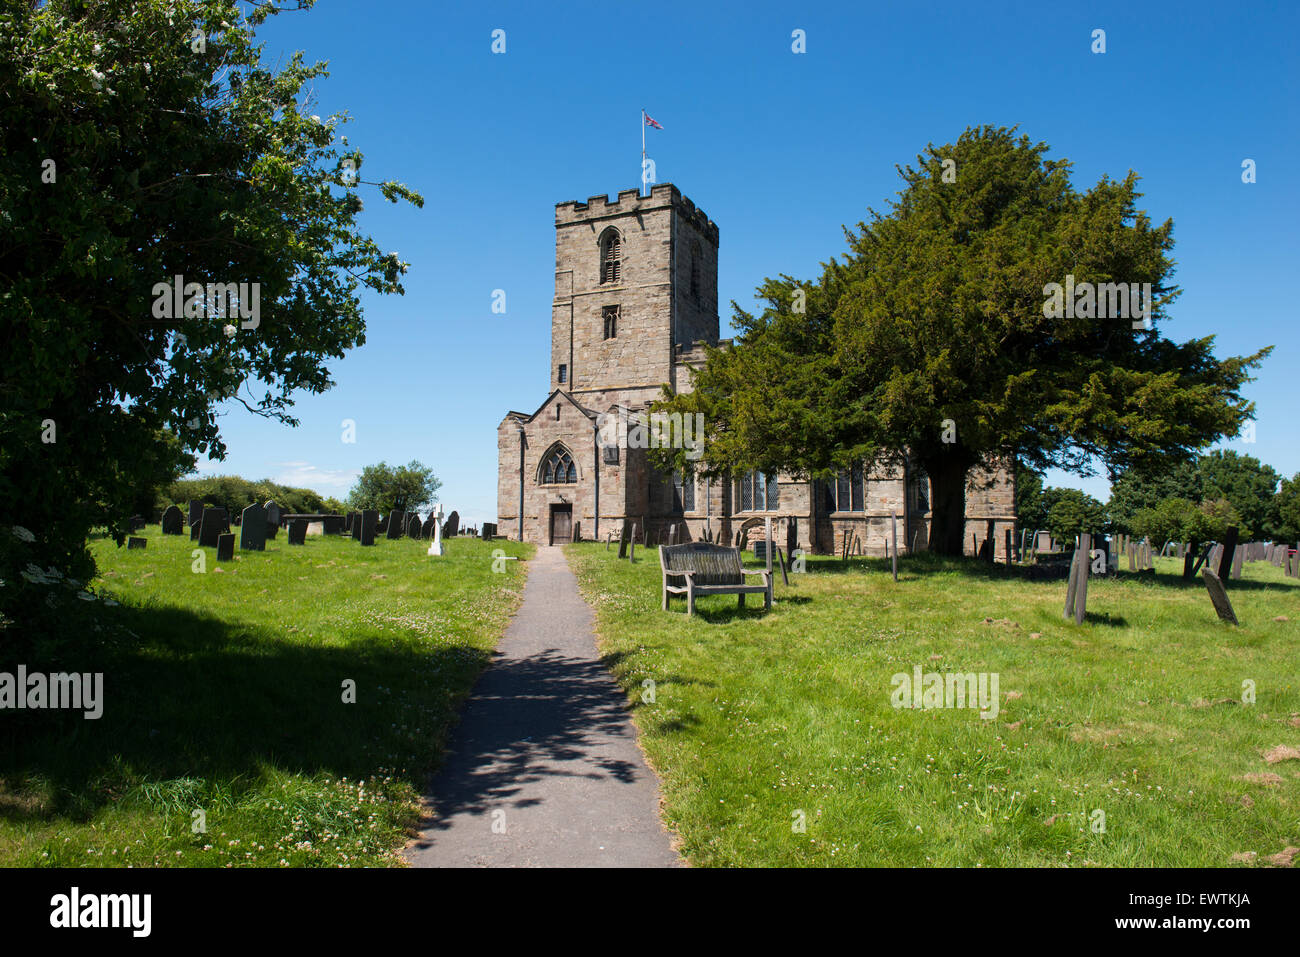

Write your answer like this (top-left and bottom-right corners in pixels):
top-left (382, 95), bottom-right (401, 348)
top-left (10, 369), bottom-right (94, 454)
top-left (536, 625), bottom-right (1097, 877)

top-left (640, 108), bottom-right (646, 196)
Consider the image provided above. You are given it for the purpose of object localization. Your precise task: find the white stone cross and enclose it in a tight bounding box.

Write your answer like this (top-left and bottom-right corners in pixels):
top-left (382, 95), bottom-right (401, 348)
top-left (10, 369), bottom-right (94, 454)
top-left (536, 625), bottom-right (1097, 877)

top-left (427, 504), bottom-right (445, 556)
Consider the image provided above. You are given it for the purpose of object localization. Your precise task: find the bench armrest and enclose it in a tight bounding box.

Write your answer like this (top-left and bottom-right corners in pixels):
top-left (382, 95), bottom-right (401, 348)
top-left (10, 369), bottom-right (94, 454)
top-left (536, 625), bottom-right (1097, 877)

top-left (740, 568), bottom-right (769, 578)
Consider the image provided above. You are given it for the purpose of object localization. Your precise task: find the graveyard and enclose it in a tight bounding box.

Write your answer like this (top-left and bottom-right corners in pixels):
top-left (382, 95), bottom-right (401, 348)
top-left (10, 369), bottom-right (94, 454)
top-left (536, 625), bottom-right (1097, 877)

top-left (0, 521), bottom-right (530, 867)
top-left (567, 543), bottom-right (1300, 867)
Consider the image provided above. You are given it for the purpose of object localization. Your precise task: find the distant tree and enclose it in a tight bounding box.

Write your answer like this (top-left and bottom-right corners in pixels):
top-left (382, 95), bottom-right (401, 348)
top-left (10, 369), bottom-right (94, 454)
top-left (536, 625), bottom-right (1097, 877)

top-left (649, 126), bottom-right (1269, 554)
top-left (1274, 473), bottom-right (1300, 542)
top-left (347, 461), bottom-right (440, 514)
top-left (1134, 496), bottom-right (1239, 547)
top-left (1130, 497), bottom-right (1198, 547)
top-left (1107, 458), bottom-right (1199, 532)
top-left (163, 476), bottom-right (336, 516)
top-left (1044, 488), bottom-right (1109, 543)
top-left (1194, 450), bottom-right (1279, 538)
top-left (1015, 466), bottom-right (1047, 531)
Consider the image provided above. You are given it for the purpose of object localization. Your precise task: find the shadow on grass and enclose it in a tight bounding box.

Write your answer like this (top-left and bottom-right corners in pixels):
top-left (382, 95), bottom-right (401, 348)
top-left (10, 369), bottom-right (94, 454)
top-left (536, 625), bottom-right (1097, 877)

top-left (0, 600), bottom-right (490, 823)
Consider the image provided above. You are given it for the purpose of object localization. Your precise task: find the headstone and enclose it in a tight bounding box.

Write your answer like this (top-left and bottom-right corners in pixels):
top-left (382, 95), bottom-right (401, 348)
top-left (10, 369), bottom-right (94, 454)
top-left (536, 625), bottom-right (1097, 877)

top-left (387, 510), bottom-right (405, 540)
top-left (1231, 544), bottom-right (1244, 580)
top-left (482, 523), bottom-right (496, 541)
top-left (786, 519), bottom-right (798, 560)
top-left (239, 503), bottom-right (267, 551)
top-left (408, 514), bottom-right (421, 539)
top-left (1202, 569), bottom-right (1239, 625)
top-left (190, 518), bottom-right (201, 541)
top-left (266, 521), bottom-right (278, 540)
top-left (1217, 527), bottom-right (1239, 582)
top-left (323, 515), bottom-right (346, 535)
top-left (287, 519), bottom-right (307, 545)
top-left (264, 500), bottom-right (282, 528)
top-left (161, 505), bottom-right (184, 535)
top-left (618, 520), bottom-right (630, 559)
top-left (352, 513), bottom-right (362, 541)
top-left (572, 521), bottom-right (581, 542)
top-left (629, 537), bottom-right (636, 562)
top-left (359, 510), bottom-right (377, 546)
top-left (1035, 531), bottom-right (1052, 553)
top-left (443, 510), bottom-right (460, 539)
top-left (216, 533), bottom-right (234, 562)
top-left (1064, 533), bottom-right (1091, 624)
top-left (187, 500), bottom-right (203, 527)
top-left (377, 515), bottom-right (389, 534)
top-left (198, 507), bottom-right (229, 548)
top-left (887, 513), bottom-right (898, 580)
top-left (127, 537), bottom-right (146, 550)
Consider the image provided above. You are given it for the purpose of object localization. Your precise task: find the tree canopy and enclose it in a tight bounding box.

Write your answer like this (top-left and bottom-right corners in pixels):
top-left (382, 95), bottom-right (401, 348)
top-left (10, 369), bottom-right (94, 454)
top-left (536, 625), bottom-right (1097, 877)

top-left (0, 0), bottom-right (422, 640)
top-left (347, 461), bottom-right (441, 515)
top-left (652, 126), bottom-right (1269, 554)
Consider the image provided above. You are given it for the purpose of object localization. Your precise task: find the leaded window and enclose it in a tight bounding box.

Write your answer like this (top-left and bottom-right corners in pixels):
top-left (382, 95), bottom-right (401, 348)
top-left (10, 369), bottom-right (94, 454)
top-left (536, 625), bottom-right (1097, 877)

top-left (541, 446), bottom-right (577, 484)
top-left (736, 470), bottom-right (778, 511)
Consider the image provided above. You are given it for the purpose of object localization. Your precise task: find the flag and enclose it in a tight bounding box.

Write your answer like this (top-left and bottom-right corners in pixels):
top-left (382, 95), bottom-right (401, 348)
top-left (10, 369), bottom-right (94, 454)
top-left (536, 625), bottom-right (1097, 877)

top-left (643, 112), bottom-right (663, 130)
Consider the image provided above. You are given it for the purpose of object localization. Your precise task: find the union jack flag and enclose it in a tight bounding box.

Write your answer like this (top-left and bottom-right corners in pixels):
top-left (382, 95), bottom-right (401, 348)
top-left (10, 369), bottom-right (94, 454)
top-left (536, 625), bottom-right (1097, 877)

top-left (643, 112), bottom-right (664, 130)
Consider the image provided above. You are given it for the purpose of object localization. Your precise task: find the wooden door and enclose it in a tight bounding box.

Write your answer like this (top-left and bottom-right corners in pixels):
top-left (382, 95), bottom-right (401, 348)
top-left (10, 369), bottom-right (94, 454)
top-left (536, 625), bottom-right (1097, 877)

top-left (549, 506), bottom-right (572, 544)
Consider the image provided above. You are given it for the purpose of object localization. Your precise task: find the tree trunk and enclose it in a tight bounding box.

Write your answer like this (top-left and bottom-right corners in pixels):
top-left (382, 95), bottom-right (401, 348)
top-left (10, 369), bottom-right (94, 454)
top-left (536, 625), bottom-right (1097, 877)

top-left (924, 455), bottom-right (972, 556)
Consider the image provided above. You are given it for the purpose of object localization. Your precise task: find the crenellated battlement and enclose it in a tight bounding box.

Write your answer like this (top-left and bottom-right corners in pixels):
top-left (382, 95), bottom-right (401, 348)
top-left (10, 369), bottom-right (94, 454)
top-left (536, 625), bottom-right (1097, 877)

top-left (555, 183), bottom-right (719, 243)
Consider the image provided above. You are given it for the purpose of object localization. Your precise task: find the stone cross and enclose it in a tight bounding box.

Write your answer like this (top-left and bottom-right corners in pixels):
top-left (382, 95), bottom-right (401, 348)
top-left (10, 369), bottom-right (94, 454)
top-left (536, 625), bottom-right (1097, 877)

top-left (427, 504), bottom-right (445, 556)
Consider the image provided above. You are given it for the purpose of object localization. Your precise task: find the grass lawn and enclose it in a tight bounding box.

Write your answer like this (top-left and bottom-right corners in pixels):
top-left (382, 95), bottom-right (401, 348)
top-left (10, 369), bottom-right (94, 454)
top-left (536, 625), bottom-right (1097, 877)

top-left (568, 544), bottom-right (1300, 867)
top-left (0, 528), bottom-right (531, 867)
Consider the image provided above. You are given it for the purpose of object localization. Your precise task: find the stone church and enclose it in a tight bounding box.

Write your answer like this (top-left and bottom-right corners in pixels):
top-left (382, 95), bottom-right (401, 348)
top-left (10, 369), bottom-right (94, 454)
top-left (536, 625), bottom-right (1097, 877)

top-left (496, 183), bottom-right (1016, 556)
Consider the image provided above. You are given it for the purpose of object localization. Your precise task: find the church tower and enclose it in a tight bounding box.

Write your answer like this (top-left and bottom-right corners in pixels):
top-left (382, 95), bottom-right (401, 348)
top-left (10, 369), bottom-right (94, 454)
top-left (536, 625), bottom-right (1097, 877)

top-left (551, 184), bottom-right (719, 408)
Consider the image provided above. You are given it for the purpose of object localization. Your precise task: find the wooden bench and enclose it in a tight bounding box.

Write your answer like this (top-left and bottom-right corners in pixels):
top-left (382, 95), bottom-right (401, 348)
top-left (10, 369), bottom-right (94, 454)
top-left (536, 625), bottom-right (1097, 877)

top-left (660, 542), bottom-right (772, 616)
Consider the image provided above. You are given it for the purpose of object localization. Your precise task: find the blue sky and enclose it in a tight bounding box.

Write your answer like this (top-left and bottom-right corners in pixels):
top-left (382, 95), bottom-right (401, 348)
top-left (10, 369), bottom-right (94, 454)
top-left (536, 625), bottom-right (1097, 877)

top-left (198, 0), bottom-right (1299, 524)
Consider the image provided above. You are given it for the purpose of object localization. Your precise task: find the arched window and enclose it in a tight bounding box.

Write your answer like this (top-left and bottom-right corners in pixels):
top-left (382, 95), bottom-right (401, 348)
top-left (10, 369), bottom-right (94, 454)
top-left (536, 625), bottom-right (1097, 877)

top-left (599, 229), bottom-right (621, 284)
top-left (540, 446), bottom-right (577, 484)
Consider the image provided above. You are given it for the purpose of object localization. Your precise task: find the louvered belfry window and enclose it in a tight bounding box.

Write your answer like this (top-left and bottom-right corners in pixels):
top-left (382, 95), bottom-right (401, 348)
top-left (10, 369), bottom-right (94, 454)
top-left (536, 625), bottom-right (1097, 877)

top-left (542, 446), bottom-right (577, 484)
top-left (600, 230), bottom-right (621, 284)
top-left (603, 305), bottom-right (619, 340)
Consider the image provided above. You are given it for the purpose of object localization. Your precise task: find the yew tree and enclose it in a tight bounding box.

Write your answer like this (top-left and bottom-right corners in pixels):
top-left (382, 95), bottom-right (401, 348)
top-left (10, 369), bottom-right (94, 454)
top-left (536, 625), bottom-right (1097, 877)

top-left (0, 0), bottom-right (421, 635)
top-left (654, 126), bottom-right (1268, 555)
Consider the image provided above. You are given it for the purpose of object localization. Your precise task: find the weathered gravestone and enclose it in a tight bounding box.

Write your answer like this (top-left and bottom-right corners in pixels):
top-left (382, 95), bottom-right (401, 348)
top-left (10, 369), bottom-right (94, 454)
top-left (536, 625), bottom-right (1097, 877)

top-left (482, 522), bottom-right (497, 540)
top-left (408, 514), bottom-right (421, 539)
top-left (161, 505), bottom-right (184, 535)
top-left (187, 500), bottom-right (203, 527)
top-left (198, 508), bottom-right (230, 548)
top-left (264, 501), bottom-right (282, 528)
top-left (618, 520), bottom-right (630, 559)
top-left (1063, 533), bottom-right (1092, 625)
top-left (351, 513), bottom-right (362, 541)
top-left (572, 521), bottom-right (581, 542)
top-left (1217, 527), bottom-right (1239, 582)
top-left (386, 510), bottom-right (405, 540)
top-left (266, 520), bottom-right (278, 540)
top-left (377, 515), bottom-right (389, 534)
top-left (360, 510), bottom-right (378, 546)
top-left (239, 503), bottom-right (267, 551)
top-left (287, 519), bottom-right (307, 545)
top-left (1201, 569), bottom-right (1239, 625)
top-left (443, 510), bottom-right (460, 539)
top-left (216, 533), bottom-right (235, 562)
top-left (322, 515), bottom-right (346, 535)
top-left (127, 537), bottom-right (147, 550)
top-left (1231, 545), bottom-right (1244, 580)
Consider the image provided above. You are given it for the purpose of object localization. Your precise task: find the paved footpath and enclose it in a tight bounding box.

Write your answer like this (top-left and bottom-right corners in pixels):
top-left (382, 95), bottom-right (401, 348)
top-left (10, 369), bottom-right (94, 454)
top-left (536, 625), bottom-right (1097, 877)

top-left (405, 545), bottom-right (680, 867)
